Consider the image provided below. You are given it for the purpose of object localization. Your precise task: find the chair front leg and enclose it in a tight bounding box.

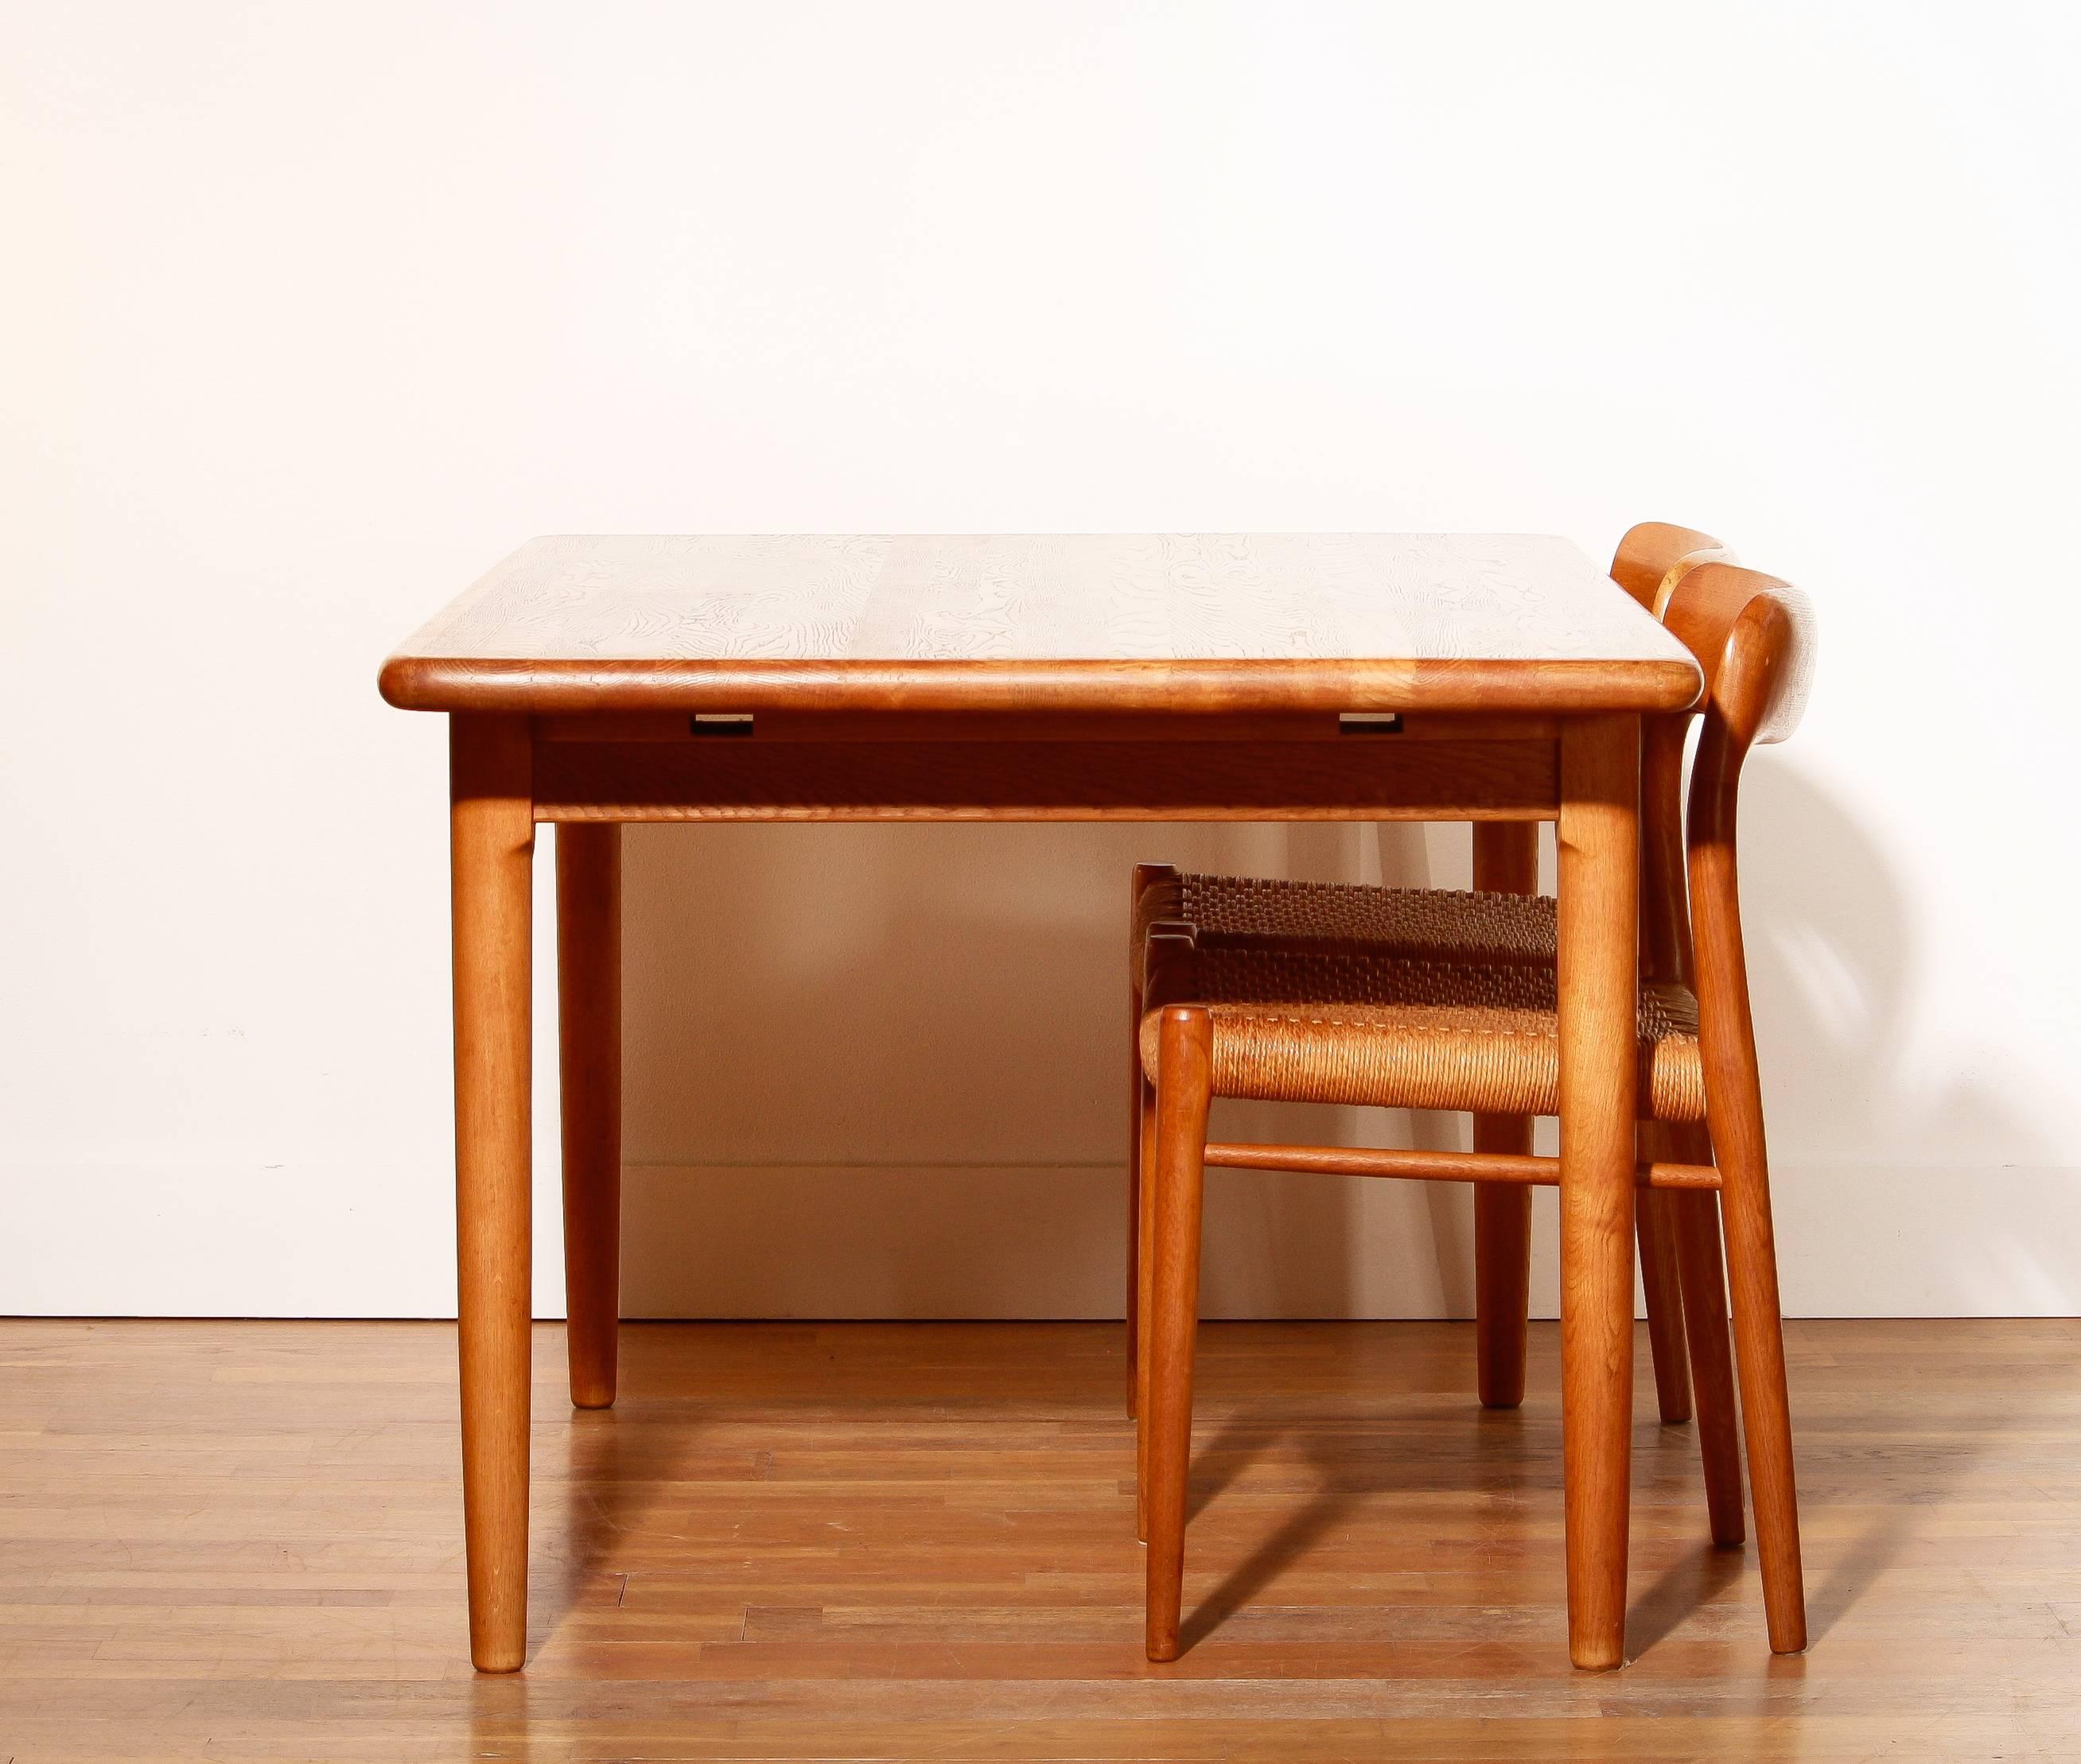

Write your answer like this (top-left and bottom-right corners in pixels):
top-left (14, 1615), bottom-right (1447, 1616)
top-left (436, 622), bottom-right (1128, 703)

top-left (1144, 1006), bottom-right (1213, 1662)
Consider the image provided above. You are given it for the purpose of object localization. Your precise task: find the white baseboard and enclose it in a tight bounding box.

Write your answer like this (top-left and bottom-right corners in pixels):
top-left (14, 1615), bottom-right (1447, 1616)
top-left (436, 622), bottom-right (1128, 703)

top-left (5, 1158), bottom-right (2077, 1319)
top-left (1, 1157), bottom-right (464, 1319)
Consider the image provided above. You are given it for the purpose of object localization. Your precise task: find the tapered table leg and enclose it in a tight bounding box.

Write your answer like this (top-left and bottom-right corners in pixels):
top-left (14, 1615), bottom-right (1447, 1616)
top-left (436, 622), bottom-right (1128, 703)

top-left (1472, 822), bottom-right (1538, 1408)
top-left (449, 714), bottom-right (535, 1673)
top-left (1638, 1186), bottom-right (1694, 1422)
top-left (1472, 1146), bottom-right (1532, 1407)
top-left (557, 822), bottom-right (622, 1410)
top-left (1556, 714), bottom-right (1640, 1671)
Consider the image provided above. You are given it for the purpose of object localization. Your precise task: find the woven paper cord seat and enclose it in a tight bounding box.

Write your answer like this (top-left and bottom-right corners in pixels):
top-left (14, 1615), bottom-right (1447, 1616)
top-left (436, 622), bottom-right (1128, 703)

top-left (1130, 872), bottom-right (1558, 982)
top-left (1136, 942), bottom-right (1706, 1121)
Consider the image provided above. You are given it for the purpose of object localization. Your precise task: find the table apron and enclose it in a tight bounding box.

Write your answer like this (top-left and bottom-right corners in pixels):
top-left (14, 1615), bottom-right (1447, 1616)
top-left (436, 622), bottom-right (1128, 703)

top-left (527, 736), bottom-right (1559, 823)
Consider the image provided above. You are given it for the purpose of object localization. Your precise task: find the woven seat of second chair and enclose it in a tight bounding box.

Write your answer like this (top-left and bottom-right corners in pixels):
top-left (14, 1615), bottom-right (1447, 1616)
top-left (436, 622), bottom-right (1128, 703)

top-left (1131, 872), bottom-right (1558, 980)
top-left (1137, 942), bottom-right (1706, 1122)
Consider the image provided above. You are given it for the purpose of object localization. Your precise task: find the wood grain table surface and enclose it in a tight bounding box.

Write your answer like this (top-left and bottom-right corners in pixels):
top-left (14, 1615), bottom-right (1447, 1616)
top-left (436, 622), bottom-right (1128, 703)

top-left (380, 532), bottom-right (1703, 713)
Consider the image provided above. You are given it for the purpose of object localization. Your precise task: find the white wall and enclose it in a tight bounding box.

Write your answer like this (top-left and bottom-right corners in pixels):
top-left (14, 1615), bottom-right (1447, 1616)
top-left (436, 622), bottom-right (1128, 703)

top-left (5, 1), bottom-right (2078, 1320)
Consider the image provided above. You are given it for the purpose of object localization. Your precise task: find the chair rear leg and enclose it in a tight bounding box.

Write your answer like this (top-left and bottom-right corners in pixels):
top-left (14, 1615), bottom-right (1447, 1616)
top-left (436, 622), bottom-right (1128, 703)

top-left (1144, 1007), bottom-right (1213, 1662)
top-left (1671, 1172), bottom-right (1745, 1546)
top-left (1717, 1107), bottom-right (1807, 1651)
top-left (1686, 648), bottom-right (1809, 1652)
top-left (1691, 834), bottom-right (1806, 1651)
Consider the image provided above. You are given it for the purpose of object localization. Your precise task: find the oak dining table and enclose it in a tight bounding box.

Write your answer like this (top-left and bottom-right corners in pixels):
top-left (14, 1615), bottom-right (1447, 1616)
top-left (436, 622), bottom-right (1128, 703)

top-left (378, 532), bottom-right (1706, 1673)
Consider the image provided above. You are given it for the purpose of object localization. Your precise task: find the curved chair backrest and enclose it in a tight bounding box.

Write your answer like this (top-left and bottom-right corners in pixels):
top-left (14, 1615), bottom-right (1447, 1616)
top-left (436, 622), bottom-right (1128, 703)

top-left (1747, 583), bottom-right (1818, 748)
top-left (1608, 521), bottom-right (1736, 610)
top-left (1662, 561), bottom-right (1819, 769)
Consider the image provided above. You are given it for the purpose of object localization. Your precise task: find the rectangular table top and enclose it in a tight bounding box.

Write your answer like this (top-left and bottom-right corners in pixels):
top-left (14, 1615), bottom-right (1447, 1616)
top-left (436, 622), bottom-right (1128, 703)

top-left (380, 534), bottom-right (1702, 717)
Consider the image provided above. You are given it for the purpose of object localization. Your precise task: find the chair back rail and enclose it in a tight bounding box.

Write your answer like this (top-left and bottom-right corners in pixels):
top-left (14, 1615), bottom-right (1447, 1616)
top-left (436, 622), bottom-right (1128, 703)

top-left (1661, 561), bottom-right (1818, 1181)
top-left (1608, 523), bottom-right (1734, 987)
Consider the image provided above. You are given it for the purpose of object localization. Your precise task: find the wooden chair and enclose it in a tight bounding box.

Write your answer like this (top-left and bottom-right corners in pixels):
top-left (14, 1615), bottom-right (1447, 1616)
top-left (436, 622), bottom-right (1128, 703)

top-left (1133, 559), bottom-right (1815, 1665)
top-left (1125, 525), bottom-right (1734, 1432)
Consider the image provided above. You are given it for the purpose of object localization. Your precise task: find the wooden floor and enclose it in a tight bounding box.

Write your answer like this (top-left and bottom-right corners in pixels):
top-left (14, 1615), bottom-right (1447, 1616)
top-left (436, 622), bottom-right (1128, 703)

top-left (2, 1319), bottom-right (2079, 1761)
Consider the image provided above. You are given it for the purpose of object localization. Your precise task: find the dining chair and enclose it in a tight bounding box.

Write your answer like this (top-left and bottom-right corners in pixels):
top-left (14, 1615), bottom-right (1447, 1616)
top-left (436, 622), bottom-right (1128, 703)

top-left (1124, 524), bottom-right (1734, 1435)
top-left (1133, 558), bottom-right (1815, 1664)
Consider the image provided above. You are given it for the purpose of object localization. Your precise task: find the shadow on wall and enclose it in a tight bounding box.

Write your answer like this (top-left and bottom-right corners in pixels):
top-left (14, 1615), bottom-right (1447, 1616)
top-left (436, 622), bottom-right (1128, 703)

top-left (1744, 756), bottom-right (2008, 1158)
top-left (612, 817), bottom-right (1464, 1319)
top-left (604, 753), bottom-right (2056, 1321)
top-left (1738, 757), bottom-right (2067, 1315)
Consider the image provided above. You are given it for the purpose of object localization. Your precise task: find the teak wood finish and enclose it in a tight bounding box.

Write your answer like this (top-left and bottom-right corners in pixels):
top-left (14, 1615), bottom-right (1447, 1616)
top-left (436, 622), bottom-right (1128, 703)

top-left (1132, 560), bottom-right (1813, 1669)
top-left (1672, 565), bottom-right (1815, 1651)
top-left (1553, 711), bottom-right (1644, 1669)
top-left (383, 530), bottom-right (1704, 1672)
top-left (380, 533), bottom-right (1703, 718)
top-left (1123, 526), bottom-right (1739, 1529)
top-left (1122, 526), bottom-right (1726, 1439)
top-left (1470, 818), bottom-right (1539, 1411)
top-left (556, 822), bottom-right (622, 1412)
top-left (446, 716), bottom-right (535, 1675)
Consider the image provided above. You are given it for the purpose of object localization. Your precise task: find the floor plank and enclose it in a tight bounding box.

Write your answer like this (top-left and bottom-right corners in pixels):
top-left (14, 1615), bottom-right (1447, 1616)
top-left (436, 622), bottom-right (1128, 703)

top-left (1, 1318), bottom-right (2077, 1760)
